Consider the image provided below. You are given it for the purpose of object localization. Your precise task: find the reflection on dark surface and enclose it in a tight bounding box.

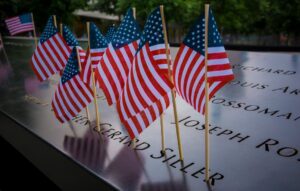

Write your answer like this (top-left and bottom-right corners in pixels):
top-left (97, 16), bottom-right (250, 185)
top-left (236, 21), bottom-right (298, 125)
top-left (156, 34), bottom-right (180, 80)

top-left (104, 146), bottom-right (145, 190)
top-left (0, 46), bottom-right (13, 87)
top-left (0, 63), bottom-right (12, 86)
top-left (63, 128), bottom-right (109, 172)
top-left (141, 181), bottom-right (186, 191)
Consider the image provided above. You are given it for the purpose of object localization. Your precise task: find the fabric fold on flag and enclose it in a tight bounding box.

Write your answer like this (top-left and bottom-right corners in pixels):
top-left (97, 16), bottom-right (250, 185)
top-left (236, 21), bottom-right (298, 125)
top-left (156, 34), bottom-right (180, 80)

top-left (62, 25), bottom-right (85, 64)
top-left (5, 13), bottom-right (34, 36)
top-left (90, 22), bottom-right (108, 69)
top-left (51, 47), bottom-right (93, 123)
top-left (80, 47), bottom-right (96, 87)
top-left (94, 8), bottom-right (141, 105)
top-left (80, 23), bottom-right (108, 88)
top-left (30, 16), bottom-right (71, 81)
top-left (173, 8), bottom-right (234, 115)
top-left (117, 7), bottom-right (173, 139)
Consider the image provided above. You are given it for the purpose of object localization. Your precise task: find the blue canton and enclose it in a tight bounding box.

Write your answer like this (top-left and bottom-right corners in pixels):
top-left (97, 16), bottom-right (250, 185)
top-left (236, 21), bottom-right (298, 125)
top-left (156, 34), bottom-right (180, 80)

top-left (106, 25), bottom-right (117, 43)
top-left (61, 47), bottom-right (79, 84)
top-left (90, 22), bottom-right (108, 49)
top-left (183, 8), bottom-right (223, 55)
top-left (138, 7), bottom-right (164, 51)
top-left (63, 25), bottom-right (79, 47)
top-left (39, 16), bottom-right (58, 44)
top-left (20, 13), bottom-right (32, 23)
top-left (111, 8), bottom-right (141, 49)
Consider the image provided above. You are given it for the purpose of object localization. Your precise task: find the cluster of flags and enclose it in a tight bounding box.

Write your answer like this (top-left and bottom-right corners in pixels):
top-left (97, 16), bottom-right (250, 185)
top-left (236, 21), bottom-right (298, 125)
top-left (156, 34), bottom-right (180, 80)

top-left (26, 6), bottom-right (234, 140)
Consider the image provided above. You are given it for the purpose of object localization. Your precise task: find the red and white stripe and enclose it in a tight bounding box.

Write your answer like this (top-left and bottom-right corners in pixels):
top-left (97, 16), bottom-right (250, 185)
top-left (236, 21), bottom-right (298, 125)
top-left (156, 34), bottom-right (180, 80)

top-left (121, 93), bottom-right (171, 139)
top-left (80, 48), bottom-right (100, 88)
top-left (90, 47), bottom-right (106, 68)
top-left (5, 16), bottom-right (33, 36)
top-left (94, 40), bottom-right (139, 105)
top-left (173, 45), bottom-right (234, 114)
top-left (149, 43), bottom-right (170, 75)
top-left (77, 46), bottom-right (86, 65)
top-left (31, 33), bottom-right (71, 81)
top-left (117, 43), bottom-right (173, 123)
top-left (51, 75), bottom-right (93, 123)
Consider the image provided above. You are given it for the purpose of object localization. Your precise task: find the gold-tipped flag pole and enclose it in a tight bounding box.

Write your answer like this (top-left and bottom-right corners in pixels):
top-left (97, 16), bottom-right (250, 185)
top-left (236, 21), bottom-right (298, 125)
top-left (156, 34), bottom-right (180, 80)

top-left (87, 22), bottom-right (101, 131)
top-left (30, 13), bottom-right (38, 47)
top-left (204, 3), bottom-right (210, 182)
top-left (160, 5), bottom-right (184, 160)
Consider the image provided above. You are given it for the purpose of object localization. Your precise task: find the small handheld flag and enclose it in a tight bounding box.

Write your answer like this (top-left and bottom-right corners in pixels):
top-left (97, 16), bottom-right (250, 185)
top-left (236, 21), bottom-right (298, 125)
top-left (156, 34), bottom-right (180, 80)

top-left (116, 7), bottom-right (173, 139)
top-left (52, 47), bottom-right (93, 123)
top-left (90, 22), bottom-right (108, 68)
top-left (94, 8), bottom-right (141, 105)
top-left (173, 8), bottom-right (234, 114)
top-left (62, 25), bottom-right (86, 64)
top-left (30, 16), bottom-right (71, 81)
top-left (5, 13), bottom-right (34, 36)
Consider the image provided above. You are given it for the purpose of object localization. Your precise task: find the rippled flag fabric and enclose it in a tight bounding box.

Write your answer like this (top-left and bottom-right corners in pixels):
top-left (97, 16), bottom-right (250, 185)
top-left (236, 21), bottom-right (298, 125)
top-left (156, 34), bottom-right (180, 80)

top-left (94, 8), bottom-right (141, 105)
top-left (117, 7), bottom-right (173, 139)
top-left (142, 8), bottom-right (170, 75)
top-left (173, 8), bottom-right (234, 114)
top-left (52, 47), bottom-right (93, 123)
top-left (30, 16), bottom-right (71, 81)
top-left (5, 13), bottom-right (34, 36)
top-left (90, 22), bottom-right (108, 68)
top-left (62, 25), bottom-right (85, 65)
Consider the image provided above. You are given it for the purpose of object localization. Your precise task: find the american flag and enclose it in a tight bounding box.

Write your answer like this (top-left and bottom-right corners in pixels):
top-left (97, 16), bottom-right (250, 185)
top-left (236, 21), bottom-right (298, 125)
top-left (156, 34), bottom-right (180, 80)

top-left (117, 7), bottom-right (173, 139)
top-left (90, 22), bottom-right (108, 68)
top-left (80, 23), bottom-right (107, 88)
top-left (142, 9), bottom-right (170, 75)
top-left (94, 9), bottom-right (141, 105)
top-left (52, 47), bottom-right (93, 123)
top-left (30, 16), bottom-right (71, 81)
top-left (173, 8), bottom-right (234, 114)
top-left (105, 25), bottom-right (117, 43)
top-left (62, 25), bottom-right (85, 64)
top-left (80, 48), bottom-right (92, 86)
top-left (5, 13), bottom-right (34, 36)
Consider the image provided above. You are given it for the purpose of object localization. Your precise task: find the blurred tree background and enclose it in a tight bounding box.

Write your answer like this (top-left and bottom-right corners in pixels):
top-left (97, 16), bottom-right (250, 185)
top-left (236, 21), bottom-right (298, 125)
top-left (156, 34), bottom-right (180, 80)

top-left (1, 0), bottom-right (300, 46)
top-left (0, 0), bottom-right (86, 33)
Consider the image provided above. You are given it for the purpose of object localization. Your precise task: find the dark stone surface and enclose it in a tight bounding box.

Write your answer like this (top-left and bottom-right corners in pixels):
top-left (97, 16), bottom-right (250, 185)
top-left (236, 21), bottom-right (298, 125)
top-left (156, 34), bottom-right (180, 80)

top-left (0, 44), bottom-right (300, 190)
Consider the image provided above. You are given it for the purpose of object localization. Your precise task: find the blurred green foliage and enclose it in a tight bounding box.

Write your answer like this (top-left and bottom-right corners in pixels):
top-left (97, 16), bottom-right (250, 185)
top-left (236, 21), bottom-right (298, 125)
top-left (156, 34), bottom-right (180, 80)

top-left (1, 0), bottom-right (300, 37)
top-left (0, 0), bottom-right (86, 34)
top-left (93, 0), bottom-right (300, 36)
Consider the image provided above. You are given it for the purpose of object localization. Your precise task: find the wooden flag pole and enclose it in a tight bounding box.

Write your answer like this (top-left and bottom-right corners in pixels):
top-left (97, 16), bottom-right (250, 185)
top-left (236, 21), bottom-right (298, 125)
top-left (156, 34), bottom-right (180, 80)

top-left (59, 23), bottom-right (63, 35)
top-left (132, 7), bottom-right (136, 18)
top-left (87, 22), bottom-right (101, 131)
top-left (160, 113), bottom-right (165, 153)
top-left (30, 13), bottom-right (38, 47)
top-left (204, 3), bottom-right (210, 182)
top-left (160, 5), bottom-right (184, 160)
top-left (131, 7), bottom-right (137, 149)
top-left (53, 15), bottom-right (57, 28)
